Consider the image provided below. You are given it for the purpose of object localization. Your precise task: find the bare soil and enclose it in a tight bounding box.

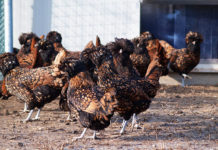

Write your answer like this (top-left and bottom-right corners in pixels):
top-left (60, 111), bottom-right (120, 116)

top-left (0, 85), bottom-right (217, 150)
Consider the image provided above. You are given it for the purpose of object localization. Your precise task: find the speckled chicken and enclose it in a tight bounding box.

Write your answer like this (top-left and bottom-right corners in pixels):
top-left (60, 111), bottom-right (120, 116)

top-left (162, 31), bottom-right (203, 86)
top-left (0, 33), bottom-right (49, 101)
top-left (0, 52), bottom-right (68, 122)
top-left (86, 37), bottom-right (167, 134)
top-left (59, 56), bottom-right (118, 139)
top-left (1, 33), bottom-right (40, 99)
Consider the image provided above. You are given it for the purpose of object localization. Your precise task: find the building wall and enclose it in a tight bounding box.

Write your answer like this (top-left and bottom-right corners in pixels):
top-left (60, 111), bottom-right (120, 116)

top-left (13, 0), bottom-right (140, 51)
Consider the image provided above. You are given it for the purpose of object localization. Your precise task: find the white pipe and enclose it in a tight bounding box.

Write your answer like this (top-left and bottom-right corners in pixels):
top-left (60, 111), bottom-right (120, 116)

top-left (4, 0), bottom-right (13, 53)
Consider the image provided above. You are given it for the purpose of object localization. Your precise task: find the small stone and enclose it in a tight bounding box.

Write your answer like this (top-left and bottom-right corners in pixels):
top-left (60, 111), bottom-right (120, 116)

top-left (152, 144), bottom-right (156, 148)
top-left (18, 142), bottom-right (24, 147)
top-left (72, 118), bottom-right (77, 122)
top-left (60, 120), bottom-right (64, 123)
top-left (65, 122), bottom-right (70, 125)
top-left (4, 109), bottom-right (10, 116)
top-left (13, 110), bottom-right (18, 114)
top-left (177, 110), bottom-right (183, 114)
top-left (73, 130), bottom-right (79, 134)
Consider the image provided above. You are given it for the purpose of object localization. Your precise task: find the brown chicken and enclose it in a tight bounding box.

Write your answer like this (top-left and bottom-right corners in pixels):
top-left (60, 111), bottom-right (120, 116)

top-left (59, 56), bottom-right (118, 139)
top-left (0, 33), bottom-right (48, 100)
top-left (84, 37), bottom-right (167, 134)
top-left (161, 31), bottom-right (203, 86)
top-left (0, 47), bottom-right (68, 122)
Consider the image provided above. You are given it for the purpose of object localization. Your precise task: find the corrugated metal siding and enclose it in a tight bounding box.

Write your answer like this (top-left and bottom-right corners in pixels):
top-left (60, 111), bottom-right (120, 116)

top-left (13, 0), bottom-right (140, 51)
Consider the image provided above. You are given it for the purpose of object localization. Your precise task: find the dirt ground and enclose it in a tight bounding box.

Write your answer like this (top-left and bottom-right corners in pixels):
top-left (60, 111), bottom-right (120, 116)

top-left (0, 85), bottom-right (217, 150)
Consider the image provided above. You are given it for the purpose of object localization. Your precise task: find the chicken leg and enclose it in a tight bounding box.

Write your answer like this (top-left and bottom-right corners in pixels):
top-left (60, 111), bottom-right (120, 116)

top-left (23, 109), bottom-right (34, 123)
top-left (32, 108), bottom-right (41, 120)
top-left (120, 120), bottom-right (128, 135)
top-left (73, 128), bottom-right (98, 140)
top-left (181, 73), bottom-right (192, 87)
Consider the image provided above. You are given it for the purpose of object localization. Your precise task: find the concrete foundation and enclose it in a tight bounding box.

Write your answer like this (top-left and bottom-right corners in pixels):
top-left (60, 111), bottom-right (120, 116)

top-left (160, 72), bottom-right (218, 86)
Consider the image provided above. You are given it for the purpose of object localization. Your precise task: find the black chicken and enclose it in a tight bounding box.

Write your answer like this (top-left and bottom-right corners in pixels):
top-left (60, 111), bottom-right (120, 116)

top-left (168, 31), bottom-right (203, 86)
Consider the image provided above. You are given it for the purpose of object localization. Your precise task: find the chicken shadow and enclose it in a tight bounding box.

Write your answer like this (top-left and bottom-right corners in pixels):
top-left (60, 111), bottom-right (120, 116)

top-left (119, 113), bottom-right (217, 141)
top-left (109, 88), bottom-right (217, 142)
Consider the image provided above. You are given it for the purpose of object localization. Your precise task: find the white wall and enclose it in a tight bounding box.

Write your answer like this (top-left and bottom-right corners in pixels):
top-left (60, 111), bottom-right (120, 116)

top-left (13, 0), bottom-right (140, 51)
top-left (13, 0), bottom-right (34, 48)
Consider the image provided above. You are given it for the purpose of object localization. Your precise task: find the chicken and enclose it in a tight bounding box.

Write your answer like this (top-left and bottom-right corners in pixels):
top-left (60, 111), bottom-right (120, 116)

top-left (162, 31), bottom-right (203, 86)
top-left (59, 57), bottom-right (117, 139)
top-left (0, 48), bottom-right (68, 122)
top-left (0, 33), bottom-right (47, 101)
top-left (85, 37), bottom-right (167, 134)
top-left (1, 36), bottom-right (58, 108)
